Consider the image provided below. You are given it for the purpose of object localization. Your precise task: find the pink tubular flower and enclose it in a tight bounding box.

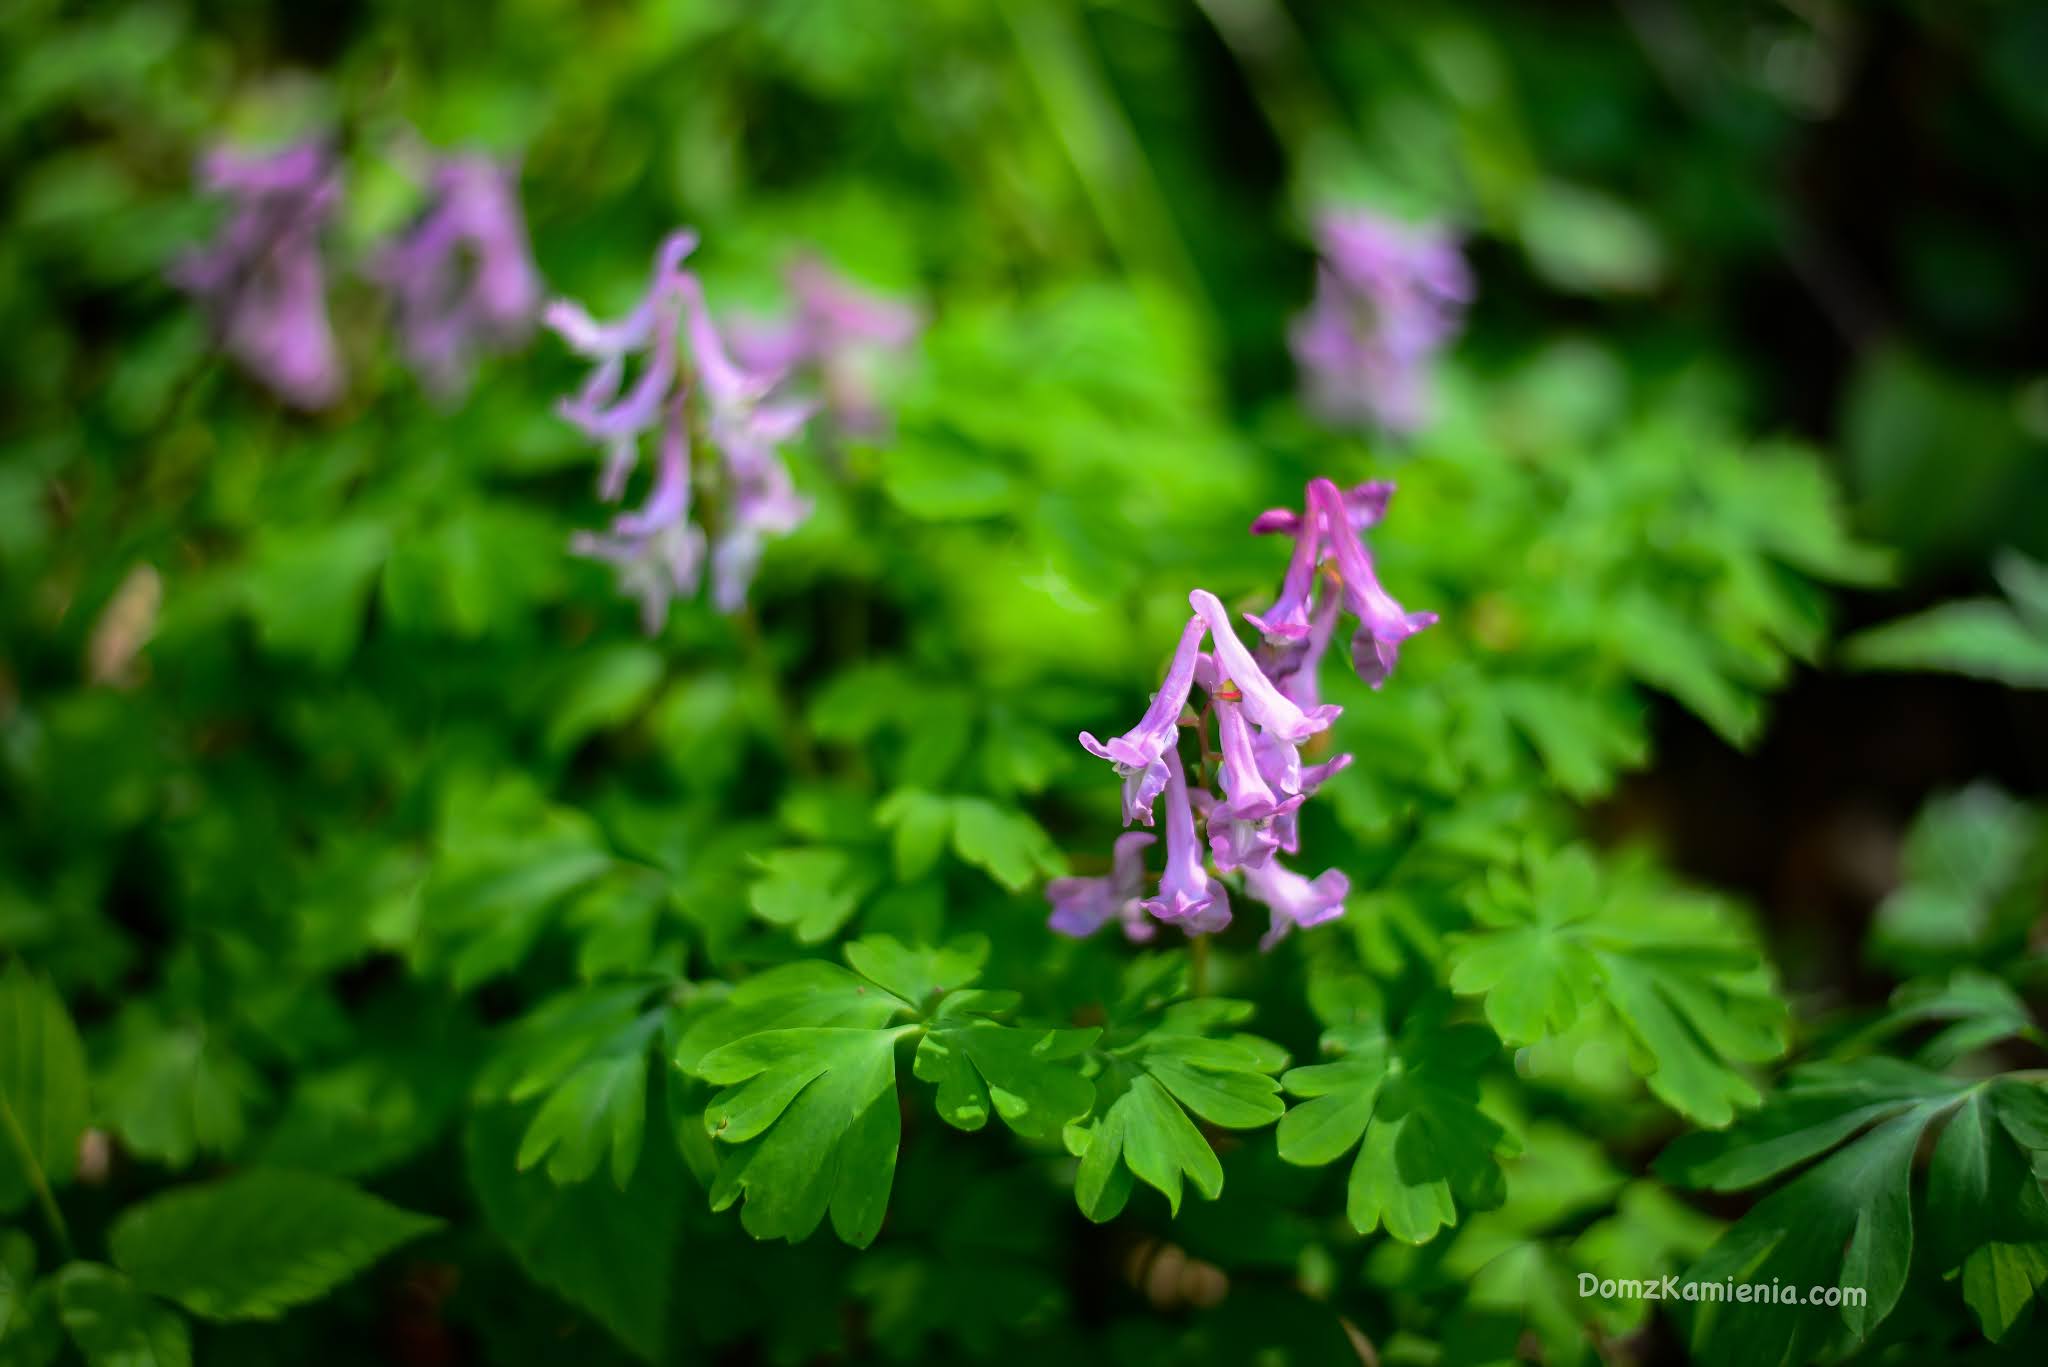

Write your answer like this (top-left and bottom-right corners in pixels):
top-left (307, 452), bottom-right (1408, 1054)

top-left (1046, 832), bottom-right (1157, 942)
top-left (1080, 614), bottom-right (1207, 826)
top-left (1139, 748), bottom-right (1231, 933)
top-left (732, 255), bottom-right (921, 436)
top-left (171, 142), bottom-right (344, 410)
top-left (371, 150), bottom-right (540, 398)
top-left (1290, 210), bottom-right (1471, 435)
top-left (547, 227), bottom-right (820, 626)
top-left (1244, 860), bottom-right (1350, 952)
top-left (1305, 478), bottom-right (1438, 688)
top-left (1189, 590), bottom-right (1340, 743)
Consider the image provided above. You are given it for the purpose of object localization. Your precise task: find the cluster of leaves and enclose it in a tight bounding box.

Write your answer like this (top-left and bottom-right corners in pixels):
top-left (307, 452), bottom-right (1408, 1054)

top-left (3, 2), bottom-right (2045, 1366)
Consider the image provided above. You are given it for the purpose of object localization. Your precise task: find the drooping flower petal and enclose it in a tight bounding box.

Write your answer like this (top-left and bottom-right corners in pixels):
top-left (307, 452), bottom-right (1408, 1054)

top-left (1189, 590), bottom-right (1340, 742)
top-left (569, 410), bottom-right (704, 633)
top-left (1306, 478), bottom-right (1437, 688)
top-left (731, 255), bottom-right (921, 435)
top-left (171, 142), bottom-right (344, 410)
top-left (1246, 860), bottom-right (1350, 951)
top-left (1047, 832), bottom-right (1157, 941)
top-left (371, 151), bottom-right (541, 398)
top-left (1290, 210), bottom-right (1471, 435)
top-left (1079, 614), bottom-right (1207, 823)
top-left (1139, 747), bottom-right (1230, 933)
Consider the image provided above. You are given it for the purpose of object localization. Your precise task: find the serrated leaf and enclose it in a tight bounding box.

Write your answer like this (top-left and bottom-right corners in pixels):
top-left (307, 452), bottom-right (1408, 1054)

top-left (697, 1025), bottom-right (913, 1247)
top-left (466, 1102), bottom-right (680, 1362)
top-left (914, 1015), bottom-right (1097, 1138)
top-left (1279, 1017), bottom-right (1511, 1244)
top-left (109, 1170), bottom-right (439, 1321)
top-left (0, 962), bottom-right (89, 1216)
top-left (54, 1265), bottom-right (189, 1367)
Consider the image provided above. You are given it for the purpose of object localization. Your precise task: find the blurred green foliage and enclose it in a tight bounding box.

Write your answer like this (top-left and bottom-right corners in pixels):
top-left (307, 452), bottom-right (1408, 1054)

top-left (3, 2), bottom-right (2046, 1365)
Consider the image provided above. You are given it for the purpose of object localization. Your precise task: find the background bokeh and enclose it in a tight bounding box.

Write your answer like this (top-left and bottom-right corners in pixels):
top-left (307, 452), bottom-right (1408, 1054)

top-left (3, 2), bottom-right (2046, 1364)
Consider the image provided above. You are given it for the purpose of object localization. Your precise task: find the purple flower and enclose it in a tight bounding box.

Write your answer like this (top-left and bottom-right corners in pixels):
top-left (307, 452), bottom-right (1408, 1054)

top-left (569, 413), bottom-right (705, 633)
top-left (1139, 748), bottom-right (1231, 934)
top-left (1080, 614), bottom-right (1206, 826)
top-left (1244, 860), bottom-right (1350, 951)
top-left (547, 230), bottom-right (698, 499)
top-left (1269, 749), bottom-right (1352, 856)
top-left (372, 151), bottom-right (541, 398)
top-left (732, 255), bottom-right (920, 435)
top-left (1249, 481), bottom-right (1393, 539)
top-left (1290, 210), bottom-right (1471, 435)
top-left (548, 227), bottom-right (820, 623)
top-left (1046, 832), bottom-right (1157, 942)
top-left (1189, 590), bottom-right (1340, 742)
top-left (1306, 478), bottom-right (1437, 687)
top-left (171, 142), bottom-right (344, 410)
top-left (1207, 691), bottom-right (1301, 872)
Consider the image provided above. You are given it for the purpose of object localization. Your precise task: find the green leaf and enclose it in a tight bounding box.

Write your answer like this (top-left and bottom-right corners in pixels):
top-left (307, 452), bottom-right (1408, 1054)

top-left (0, 962), bottom-right (89, 1216)
top-left (98, 1013), bottom-right (261, 1170)
top-left (873, 788), bottom-right (953, 881)
top-left (670, 961), bottom-right (908, 1074)
top-left (1066, 1004), bottom-right (1287, 1220)
top-left (1928, 1085), bottom-right (2048, 1274)
top-left (1447, 846), bottom-right (1787, 1125)
top-left (542, 643), bottom-right (665, 757)
top-left (915, 1004), bottom-right (1097, 1138)
top-left (238, 519), bottom-right (389, 668)
top-left (746, 848), bottom-right (867, 944)
top-left (1962, 1240), bottom-right (2048, 1342)
top-left (1681, 1109), bottom-right (1933, 1363)
top-left (947, 798), bottom-right (1064, 892)
top-left (697, 1025), bottom-right (913, 1247)
top-left (108, 1170), bottom-right (440, 1321)
top-left (842, 934), bottom-right (988, 1006)
top-left (1657, 1058), bottom-right (1962, 1192)
top-left (466, 1102), bottom-right (680, 1362)
top-left (1844, 600), bottom-right (2048, 687)
top-left (1517, 179), bottom-right (1666, 295)
top-left (1278, 1016), bottom-right (1511, 1244)
top-left (516, 1051), bottom-right (650, 1189)
top-left (54, 1265), bottom-right (188, 1367)
top-left (1868, 787), bottom-right (2045, 970)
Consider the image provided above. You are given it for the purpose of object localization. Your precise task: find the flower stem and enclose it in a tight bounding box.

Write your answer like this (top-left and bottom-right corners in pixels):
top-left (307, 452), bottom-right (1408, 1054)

top-left (1190, 932), bottom-right (1210, 997)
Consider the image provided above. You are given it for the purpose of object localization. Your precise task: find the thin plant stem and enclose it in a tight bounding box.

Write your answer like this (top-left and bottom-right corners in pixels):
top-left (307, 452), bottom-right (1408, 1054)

top-left (0, 1094), bottom-right (73, 1257)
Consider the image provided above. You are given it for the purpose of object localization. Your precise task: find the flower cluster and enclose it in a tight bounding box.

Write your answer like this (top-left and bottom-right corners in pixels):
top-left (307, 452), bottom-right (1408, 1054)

top-left (1289, 209), bottom-right (1472, 436)
top-left (170, 143), bottom-right (345, 410)
top-left (174, 139), bottom-right (541, 407)
top-left (1052, 477), bottom-right (1436, 949)
top-left (731, 255), bottom-right (921, 438)
top-left (547, 230), bottom-right (821, 629)
top-left (370, 151), bottom-right (542, 399)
